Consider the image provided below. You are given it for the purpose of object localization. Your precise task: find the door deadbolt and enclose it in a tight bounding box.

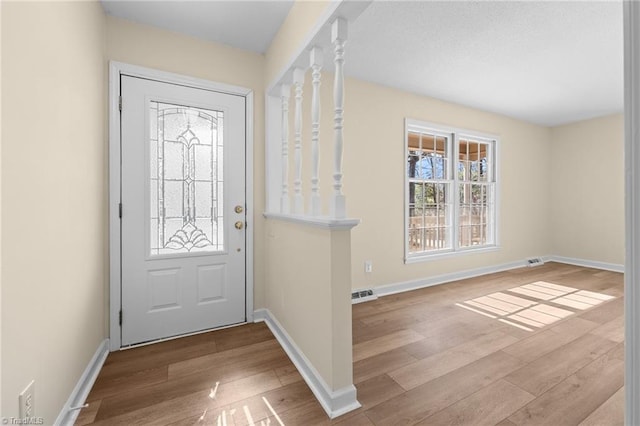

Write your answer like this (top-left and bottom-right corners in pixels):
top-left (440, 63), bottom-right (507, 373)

top-left (235, 205), bottom-right (244, 214)
top-left (235, 221), bottom-right (244, 230)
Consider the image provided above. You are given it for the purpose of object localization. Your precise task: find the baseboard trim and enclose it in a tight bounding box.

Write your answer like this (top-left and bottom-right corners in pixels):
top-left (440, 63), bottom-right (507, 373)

top-left (547, 255), bottom-right (624, 273)
top-left (374, 259), bottom-right (528, 298)
top-left (253, 308), bottom-right (360, 418)
top-left (55, 339), bottom-right (109, 426)
top-left (370, 255), bottom-right (622, 301)
top-left (352, 295), bottom-right (378, 304)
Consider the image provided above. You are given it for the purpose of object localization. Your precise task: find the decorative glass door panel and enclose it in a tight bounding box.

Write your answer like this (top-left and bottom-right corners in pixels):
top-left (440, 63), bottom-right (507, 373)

top-left (120, 74), bottom-right (246, 347)
top-left (149, 102), bottom-right (225, 255)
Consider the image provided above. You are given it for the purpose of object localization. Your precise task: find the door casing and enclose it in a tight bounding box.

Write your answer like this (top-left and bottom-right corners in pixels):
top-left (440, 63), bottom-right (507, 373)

top-left (108, 61), bottom-right (254, 351)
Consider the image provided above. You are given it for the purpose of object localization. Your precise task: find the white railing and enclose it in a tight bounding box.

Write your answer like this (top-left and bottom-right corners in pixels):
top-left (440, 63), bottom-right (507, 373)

top-left (268, 18), bottom-right (351, 221)
top-left (293, 67), bottom-right (305, 215)
top-left (330, 18), bottom-right (347, 219)
top-left (280, 84), bottom-right (291, 214)
top-left (309, 46), bottom-right (323, 217)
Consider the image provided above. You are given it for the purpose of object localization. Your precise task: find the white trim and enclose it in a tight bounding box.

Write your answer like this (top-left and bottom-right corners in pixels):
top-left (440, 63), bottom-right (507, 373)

top-left (109, 63), bottom-right (122, 351)
top-left (109, 61), bottom-right (255, 349)
top-left (264, 212), bottom-right (360, 230)
top-left (452, 131), bottom-right (461, 249)
top-left (405, 118), bottom-right (499, 142)
top-left (55, 339), bottom-right (109, 426)
top-left (372, 255), bottom-right (624, 296)
top-left (375, 259), bottom-right (527, 298)
top-left (112, 61), bottom-right (253, 97)
top-left (494, 131), bottom-right (502, 248)
top-left (404, 245), bottom-right (500, 263)
top-left (245, 91), bottom-right (255, 322)
top-left (364, 255), bottom-right (622, 303)
top-left (547, 255), bottom-right (624, 273)
top-left (351, 295), bottom-right (378, 304)
top-left (624, 3), bottom-right (640, 423)
top-left (253, 309), bottom-right (360, 418)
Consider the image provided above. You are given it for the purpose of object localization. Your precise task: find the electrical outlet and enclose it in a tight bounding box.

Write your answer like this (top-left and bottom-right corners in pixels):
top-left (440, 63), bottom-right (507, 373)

top-left (364, 260), bottom-right (373, 273)
top-left (19, 380), bottom-right (35, 418)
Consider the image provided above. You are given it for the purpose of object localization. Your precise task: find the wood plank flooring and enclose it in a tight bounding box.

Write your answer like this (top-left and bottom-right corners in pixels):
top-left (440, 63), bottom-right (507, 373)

top-left (77, 262), bottom-right (624, 425)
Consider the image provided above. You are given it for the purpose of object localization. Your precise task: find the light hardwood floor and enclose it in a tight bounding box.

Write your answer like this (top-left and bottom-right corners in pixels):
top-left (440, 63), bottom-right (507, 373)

top-left (76, 262), bottom-right (624, 425)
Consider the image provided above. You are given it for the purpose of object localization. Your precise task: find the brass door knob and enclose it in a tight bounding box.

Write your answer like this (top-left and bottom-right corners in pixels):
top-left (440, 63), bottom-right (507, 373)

top-left (235, 205), bottom-right (244, 214)
top-left (235, 221), bottom-right (244, 230)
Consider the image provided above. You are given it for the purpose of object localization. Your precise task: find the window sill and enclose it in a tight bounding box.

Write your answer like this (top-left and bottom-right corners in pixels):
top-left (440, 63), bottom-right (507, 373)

top-left (404, 245), bottom-right (500, 264)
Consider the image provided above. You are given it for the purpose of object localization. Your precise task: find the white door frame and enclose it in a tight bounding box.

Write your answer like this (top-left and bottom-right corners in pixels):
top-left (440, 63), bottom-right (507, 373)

top-left (108, 61), bottom-right (254, 351)
top-left (625, 3), bottom-right (640, 424)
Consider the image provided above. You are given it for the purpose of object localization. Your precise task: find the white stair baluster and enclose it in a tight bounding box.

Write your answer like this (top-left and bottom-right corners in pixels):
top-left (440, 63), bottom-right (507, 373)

top-left (331, 18), bottom-right (347, 218)
top-left (309, 47), bottom-right (323, 216)
top-left (293, 68), bottom-right (305, 214)
top-left (280, 84), bottom-right (291, 214)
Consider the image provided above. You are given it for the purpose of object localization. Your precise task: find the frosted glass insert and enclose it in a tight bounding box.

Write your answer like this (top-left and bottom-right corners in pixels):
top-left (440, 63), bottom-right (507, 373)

top-left (150, 102), bottom-right (225, 255)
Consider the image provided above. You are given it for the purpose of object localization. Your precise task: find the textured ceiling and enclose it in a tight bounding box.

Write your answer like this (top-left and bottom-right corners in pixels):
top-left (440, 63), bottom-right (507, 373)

top-left (346, 1), bottom-right (623, 126)
top-left (102, 0), bottom-right (623, 127)
top-left (101, 0), bottom-right (294, 53)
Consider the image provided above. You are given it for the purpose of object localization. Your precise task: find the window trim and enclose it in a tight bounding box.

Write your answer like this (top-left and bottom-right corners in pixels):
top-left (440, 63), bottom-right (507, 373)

top-left (404, 118), bottom-right (501, 263)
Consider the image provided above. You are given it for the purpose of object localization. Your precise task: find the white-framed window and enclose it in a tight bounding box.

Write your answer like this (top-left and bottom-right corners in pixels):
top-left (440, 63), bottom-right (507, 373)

top-left (405, 119), bottom-right (498, 261)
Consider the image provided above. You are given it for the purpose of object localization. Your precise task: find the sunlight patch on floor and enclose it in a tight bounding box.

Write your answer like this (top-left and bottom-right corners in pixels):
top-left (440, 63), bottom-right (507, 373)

top-left (455, 303), bottom-right (498, 319)
top-left (196, 396), bottom-right (283, 425)
top-left (456, 281), bottom-right (615, 332)
top-left (499, 318), bottom-right (534, 331)
top-left (263, 396), bottom-right (285, 425)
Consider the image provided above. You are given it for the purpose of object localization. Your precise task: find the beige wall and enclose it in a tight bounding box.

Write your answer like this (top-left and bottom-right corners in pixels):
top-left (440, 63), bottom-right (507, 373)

top-left (0, 11), bottom-right (268, 421)
top-left (1, 1), bottom-right (106, 421)
top-left (550, 114), bottom-right (624, 265)
top-left (336, 79), bottom-right (552, 289)
top-left (328, 228), bottom-right (354, 389)
top-left (283, 72), bottom-right (552, 291)
top-left (264, 219), bottom-right (353, 390)
top-left (106, 16), bottom-right (268, 309)
top-left (265, 0), bottom-right (332, 87)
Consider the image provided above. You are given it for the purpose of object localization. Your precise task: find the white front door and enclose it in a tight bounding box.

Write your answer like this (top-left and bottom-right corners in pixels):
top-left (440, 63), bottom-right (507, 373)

top-left (120, 75), bottom-right (246, 346)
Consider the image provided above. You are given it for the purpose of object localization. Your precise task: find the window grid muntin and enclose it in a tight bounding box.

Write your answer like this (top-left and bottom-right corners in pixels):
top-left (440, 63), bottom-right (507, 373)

top-left (406, 121), bottom-right (497, 260)
top-left (455, 133), bottom-right (495, 250)
top-left (407, 129), bottom-right (454, 254)
top-left (455, 135), bottom-right (495, 250)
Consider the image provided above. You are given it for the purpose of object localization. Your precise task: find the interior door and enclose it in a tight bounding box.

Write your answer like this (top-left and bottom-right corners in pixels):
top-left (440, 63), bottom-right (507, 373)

top-left (120, 75), bottom-right (246, 346)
